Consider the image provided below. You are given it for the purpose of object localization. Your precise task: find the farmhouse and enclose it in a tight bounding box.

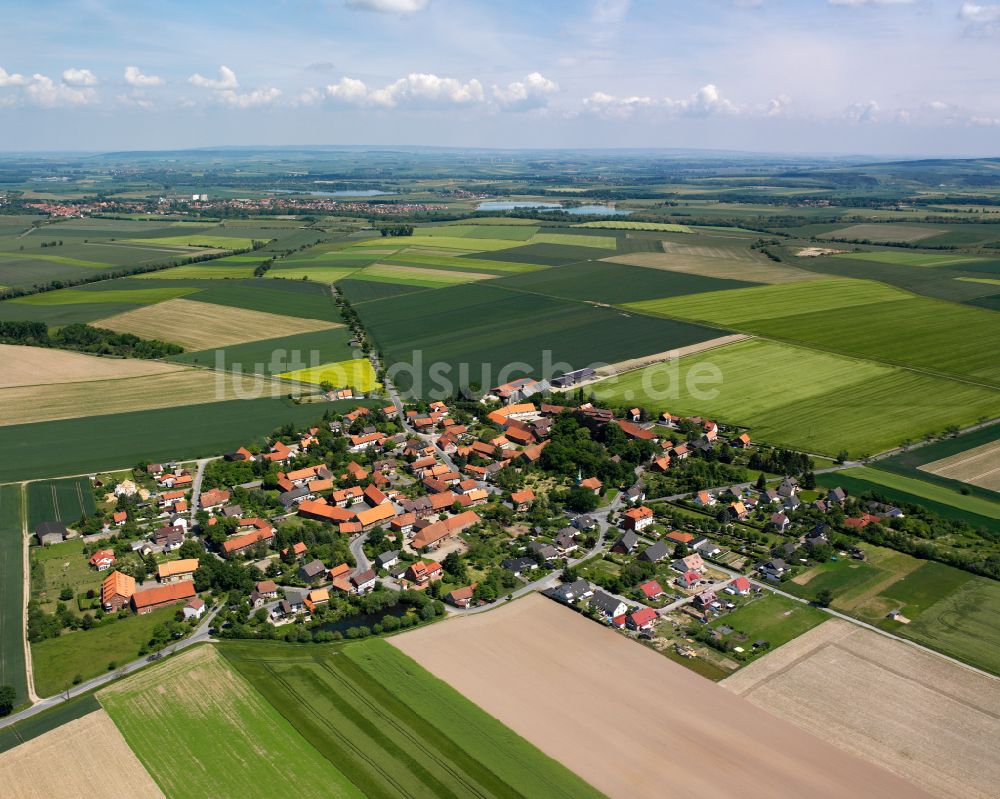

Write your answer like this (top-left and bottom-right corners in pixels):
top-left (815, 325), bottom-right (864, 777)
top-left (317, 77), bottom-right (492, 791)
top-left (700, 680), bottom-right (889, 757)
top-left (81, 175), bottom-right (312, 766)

top-left (35, 521), bottom-right (68, 546)
top-left (623, 505), bottom-right (654, 531)
top-left (132, 581), bottom-right (195, 615)
top-left (221, 523), bottom-right (275, 558)
top-left (89, 549), bottom-right (116, 571)
top-left (101, 570), bottom-right (136, 611)
top-left (199, 488), bottom-right (230, 510)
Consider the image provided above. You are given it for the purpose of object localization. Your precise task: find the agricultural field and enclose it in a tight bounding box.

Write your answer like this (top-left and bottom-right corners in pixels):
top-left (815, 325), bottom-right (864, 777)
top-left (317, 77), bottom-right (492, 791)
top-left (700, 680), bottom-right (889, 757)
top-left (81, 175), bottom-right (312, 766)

top-left (628, 277), bottom-right (1000, 385)
top-left (0, 710), bottom-right (163, 799)
top-left (492, 259), bottom-right (755, 303)
top-left (723, 620), bottom-right (999, 799)
top-left (818, 223), bottom-right (945, 243)
top-left (99, 646), bottom-right (357, 799)
top-left (392, 594), bottom-right (924, 799)
top-left (0, 484), bottom-right (27, 707)
top-left (279, 357), bottom-right (378, 391)
top-left (875, 424), bottom-right (1000, 492)
top-left (220, 638), bottom-right (601, 799)
top-left (834, 250), bottom-right (988, 268)
top-left (0, 694), bottom-right (100, 754)
top-left (606, 250), bottom-right (816, 284)
top-left (918, 437), bottom-right (1000, 492)
top-left (349, 262), bottom-right (496, 287)
top-left (353, 282), bottom-right (723, 398)
top-left (172, 327), bottom-right (356, 375)
top-left (0, 367), bottom-right (284, 426)
top-left (8, 285), bottom-right (199, 307)
top-left (94, 296), bottom-right (341, 350)
top-left (117, 234), bottom-right (259, 249)
top-left (131, 262), bottom-right (259, 279)
top-left (0, 344), bottom-right (181, 389)
top-left (587, 338), bottom-right (999, 457)
top-left (26, 477), bottom-right (94, 529)
top-left (0, 398), bottom-right (371, 483)
top-left (708, 594), bottom-right (827, 661)
top-left (573, 220), bottom-right (692, 232)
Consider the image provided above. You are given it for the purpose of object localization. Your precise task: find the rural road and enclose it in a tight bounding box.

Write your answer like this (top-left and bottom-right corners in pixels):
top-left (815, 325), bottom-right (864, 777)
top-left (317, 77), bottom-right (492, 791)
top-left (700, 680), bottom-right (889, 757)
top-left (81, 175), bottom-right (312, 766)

top-left (188, 457), bottom-right (220, 525)
top-left (0, 603), bottom-right (223, 731)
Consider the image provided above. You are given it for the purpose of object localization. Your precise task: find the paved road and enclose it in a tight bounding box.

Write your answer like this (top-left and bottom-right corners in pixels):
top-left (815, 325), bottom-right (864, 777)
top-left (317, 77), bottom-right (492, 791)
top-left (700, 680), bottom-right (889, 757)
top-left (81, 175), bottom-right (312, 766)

top-left (350, 532), bottom-right (371, 572)
top-left (0, 604), bottom-right (223, 730)
top-left (188, 456), bottom-right (220, 525)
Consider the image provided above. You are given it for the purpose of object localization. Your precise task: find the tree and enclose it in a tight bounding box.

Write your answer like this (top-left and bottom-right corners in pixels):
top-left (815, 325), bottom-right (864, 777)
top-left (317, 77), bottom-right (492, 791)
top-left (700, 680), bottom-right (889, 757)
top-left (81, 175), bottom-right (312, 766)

top-left (835, 450), bottom-right (849, 464)
top-left (815, 589), bottom-right (833, 607)
top-left (755, 472), bottom-right (767, 490)
top-left (0, 684), bottom-right (15, 716)
top-left (441, 551), bottom-right (466, 582)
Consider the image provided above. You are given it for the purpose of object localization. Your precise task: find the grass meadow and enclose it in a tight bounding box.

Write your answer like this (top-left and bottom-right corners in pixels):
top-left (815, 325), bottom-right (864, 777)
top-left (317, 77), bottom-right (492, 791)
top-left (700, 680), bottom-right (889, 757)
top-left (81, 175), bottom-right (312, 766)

top-left (219, 638), bottom-right (605, 799)
top-left (32, 605), bottom-right (180, 698)
top-left (709, 594), bottom-right (827, 662)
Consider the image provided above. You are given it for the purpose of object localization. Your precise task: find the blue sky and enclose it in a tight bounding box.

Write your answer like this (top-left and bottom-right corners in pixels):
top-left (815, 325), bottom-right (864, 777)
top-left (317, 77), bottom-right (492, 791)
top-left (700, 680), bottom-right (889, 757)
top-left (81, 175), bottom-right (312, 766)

top-left (1, 0), bottom-right (999, 155)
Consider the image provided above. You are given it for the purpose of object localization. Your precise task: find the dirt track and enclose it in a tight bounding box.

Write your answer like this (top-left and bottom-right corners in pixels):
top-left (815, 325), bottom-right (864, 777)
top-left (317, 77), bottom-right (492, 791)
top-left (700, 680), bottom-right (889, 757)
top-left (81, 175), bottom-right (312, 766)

top-left (0, 710), bottom-right (163, 798)
top-left (392, 594), bottom-right (933, 799)
top-left (723, 620), bottom-right (1000, 799)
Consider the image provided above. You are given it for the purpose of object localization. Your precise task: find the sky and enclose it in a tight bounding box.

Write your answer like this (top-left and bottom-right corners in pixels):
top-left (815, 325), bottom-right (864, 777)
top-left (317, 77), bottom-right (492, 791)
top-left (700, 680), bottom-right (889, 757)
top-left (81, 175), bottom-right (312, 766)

top-left (1, 0), bottom-right (999, 156)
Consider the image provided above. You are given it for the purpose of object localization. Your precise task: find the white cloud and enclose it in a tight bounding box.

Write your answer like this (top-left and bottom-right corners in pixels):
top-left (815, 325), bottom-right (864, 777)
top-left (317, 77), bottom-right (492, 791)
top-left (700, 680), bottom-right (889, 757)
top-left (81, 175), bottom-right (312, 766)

top-left (188, 65), bottom-right (239, 91)
top-left (960, 2), bottom-right (1000, 20)
top-left (492, 72), bottom-right (559, 111)
top-left (766, 94), bottom-right (793, 116)
top-left (325, 73), bottom-right (484, 108)
top-left (0, 67), bottom-right (27, 87)
top-left (219, 87), bottom-right (282, 108)
top-left (344, 0), bottom-right (429, 12)
top-left (845, 99), bottom-right (880, 122)
top-left (117, 93), bottom-right (154, 109)
top-left (62, 67), bottom-right (97, 86)
top-left (124, 66), bottom-right (164, 88)
top-left (583, 85), bottom-right (793, 119)
top-left (24, 74), bottom-right (97, 107)
top-left (583, 91), bottom-right (656, 119)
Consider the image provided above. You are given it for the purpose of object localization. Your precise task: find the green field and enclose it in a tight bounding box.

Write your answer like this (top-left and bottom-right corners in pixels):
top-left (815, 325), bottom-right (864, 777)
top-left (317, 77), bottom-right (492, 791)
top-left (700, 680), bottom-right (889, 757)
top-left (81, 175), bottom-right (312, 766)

top-left (815, 470), bottom-right (1000, 532)
top-left (493, 260), bottom-right (755, 304)
top-left (337, 278), bottom-right (427, 304)
top-left (268, 266), bottom-right (362, 282)
top-left (784, 560), bottom-right (887, 604)
top-left (354, 235), bottom-right (520, 252)
top-left (32, 605), bottom-right (180, 698)
top-left (834, 467), bottom-right (1000, 520)
top-left (710, 594), bottom-right (827, 660)
top-left (897, 575), bottom-right (1000, 675)
top-left (627, 277), bottom-right (1000, 385)
top-left (349, 263), bottom-right (493, 288)
top-left (100, 646), bottom-right (358, 799)
top-left (120, 234), bottom-right (259, 249)
top-left (588, 338), bottom-right (999, 457)
top-left (0, 694), bottom-right (99, 754)
top-left (173, 327), bottom-right (356, 374)
top-left (132, 263), bottom-right (259, 279)
top-left (381, 253), bottom-right (549, 273)
top-left (420, 224), bottom-right (539, 240)
top-left (8, 286), bottom-right (198, 306)
top-left (354, 282), bottom-right (723, 398)
top-left (875, 561), bottom-right (974, 618)
top-left (280, 357), bottom-right (378, 391)
top-left (530, 232), bottom-right (618, 250)
top-left (26, 478), bottom-right (95, 529)
top-left (220, 638), bottom-right (605, 799)
top-left (0, 251), bottom-right (109, 268)
top-left (0, 484), bottom-right (27, 706)
top-left (835, 251), bottom-right (986, 268)
top-left (0, 398), bottom-right (375, 483)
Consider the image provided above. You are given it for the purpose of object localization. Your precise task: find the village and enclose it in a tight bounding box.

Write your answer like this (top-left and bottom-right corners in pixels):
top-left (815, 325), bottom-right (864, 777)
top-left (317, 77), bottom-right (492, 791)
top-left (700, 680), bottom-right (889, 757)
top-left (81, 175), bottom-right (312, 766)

top-left (25, 369), bottom-right (918, 683)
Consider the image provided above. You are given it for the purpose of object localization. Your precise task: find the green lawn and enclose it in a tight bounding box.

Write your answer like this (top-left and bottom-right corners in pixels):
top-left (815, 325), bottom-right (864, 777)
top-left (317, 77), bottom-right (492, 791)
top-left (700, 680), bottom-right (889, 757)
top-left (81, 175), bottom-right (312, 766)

top-left (0, 484), bottom-right (27, 706)
top-left (219, 638), bottom-right (605, 799)
top-left (710, 593), bottom-right (827, 660)
top-left (99, 646), bottom-right (359, 799)
top-left (32, 605), bottom-right (181, 697)
top-left (783, 560), bottom-right (886, 604)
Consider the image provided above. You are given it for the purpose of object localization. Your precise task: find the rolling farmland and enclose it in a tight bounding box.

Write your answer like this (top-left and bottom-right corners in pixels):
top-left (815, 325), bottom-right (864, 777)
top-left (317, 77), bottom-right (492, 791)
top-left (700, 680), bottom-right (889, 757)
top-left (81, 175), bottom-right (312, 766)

top-left (172, 327), bottom-right (356, 374)
top-left (220, 639), bottom-right (603, 799)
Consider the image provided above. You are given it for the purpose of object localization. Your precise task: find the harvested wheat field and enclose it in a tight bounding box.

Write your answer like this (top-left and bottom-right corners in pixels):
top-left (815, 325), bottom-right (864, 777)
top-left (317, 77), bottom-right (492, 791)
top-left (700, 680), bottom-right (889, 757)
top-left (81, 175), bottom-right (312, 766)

top-left (0, 343), bottom-right (180, 388)
top-left (94, 297), bottom-right (340, 350)
top-left (818, 223), bottom-right (943, 243)
top-left (392, 594), bottom-right (929, 799)
top-left (919, 439), bottom-right (1000, 492)
top-left (723, 620), bottom-right (1000, 799)
top-left (0, 368), bottom-right (284, 425)
top-left (604, 251), bottom-right (817, 283)
top-left (0, 710), bottom-right (163, 799)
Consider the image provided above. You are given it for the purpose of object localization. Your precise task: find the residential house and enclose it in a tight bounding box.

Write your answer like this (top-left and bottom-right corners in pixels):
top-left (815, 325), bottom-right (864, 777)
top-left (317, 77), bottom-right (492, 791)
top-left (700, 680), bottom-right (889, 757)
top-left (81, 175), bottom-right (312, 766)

top-left (677, 571), bottom-right (702, 589)
top-left (509, 488), bottom-right (535, 512)
top-left (543, 579), bottom-right (593, 605)
top-left (554, 528), bottom-right (579, 555)
top-left (639, 541), bottom-right (669, 563)
top-left (153, 525), bottom-right (185, 551)
top-left (406, 560), bottom-right (443, 586)
top-left (691, 536), bottom-right (722, 558)
top-left (183, 597), bottom-right (206, 620)
top-left (769, 512), bottom-right (791, 532)
top-left (282, 541), bottom-right (307, 559)
top-left (376, 550), bottom-right (400, 570)
top-left (579, 477), bottom-right (602, 494)
top-left (694, 590), bottom-right (719, 609)
top-left (725, 576), bottom-right (752, 595)
top-left (589, 590), bottom-right (628, 619)
top-left (200, 488), bottom-right (230, 511)
top-left (665, 530), bottom-right (695, 546)
top-left (351, 569), bottom-right (377, 594)
top-left (446, 584), bottom-right (477, 608)
top-left (220, 520), bottom-right (274, 559)
top-left (501, 556), bottom-right (537, 577)
top-left (827, 487), bottom-right (847, 504)
top-left (255, 580), bottom-right (279, 599)
top-left (627, 607), bottom-right (658, 632)
top-left (623, 505), bottom-right (654, 532)
top-left (611, 531), bottom-right (640, 555)
top-left (304, 588), bottom-right (330, 613)
top-left (527, 541), bottom-right (558, 561)
top-left (758, 558), bottom-right (787, 580)
top-left (89, 549), bottom-right (116, 571)
top-left (693, 491), bottom-right (716, 507)
top-left (299, 559), bottom-right (327, 583)
top-left (639, 580), bottom-right (665, 600)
